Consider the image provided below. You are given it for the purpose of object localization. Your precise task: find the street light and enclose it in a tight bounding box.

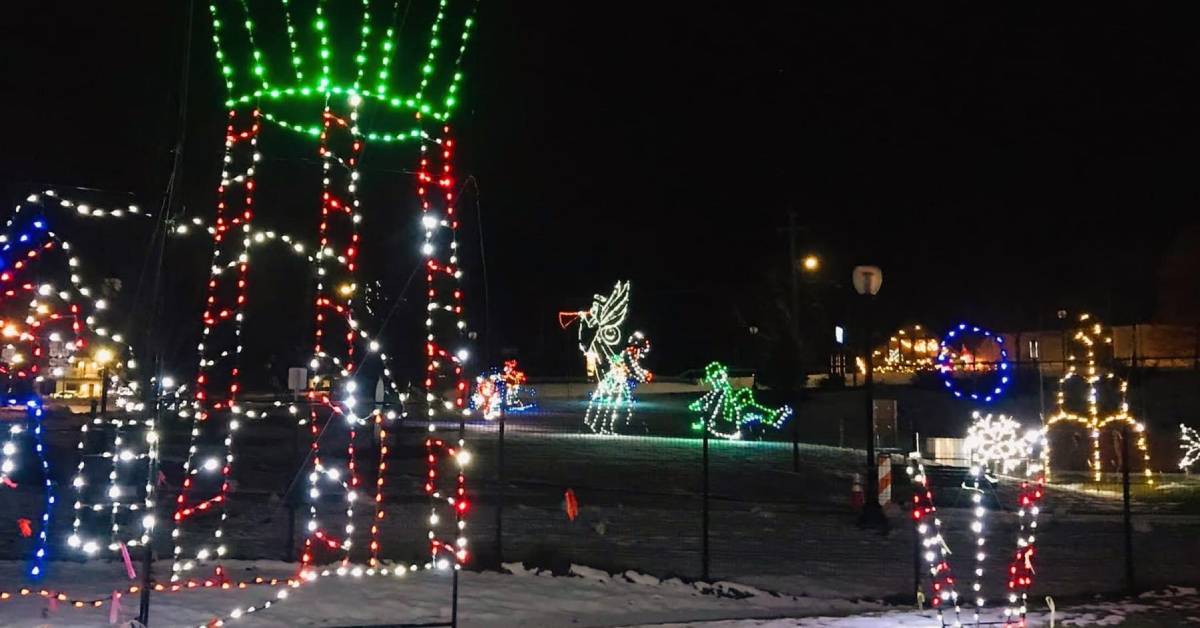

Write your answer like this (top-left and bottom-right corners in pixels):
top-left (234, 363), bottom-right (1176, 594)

top-left (852, 266), bottom-right (888, 530)
top-left (802, 254), bottom-right (820, 272)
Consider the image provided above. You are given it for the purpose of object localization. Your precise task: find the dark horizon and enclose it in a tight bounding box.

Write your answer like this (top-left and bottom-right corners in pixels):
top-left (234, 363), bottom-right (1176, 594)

top-left (1, 2), bottom-right (1197, 381)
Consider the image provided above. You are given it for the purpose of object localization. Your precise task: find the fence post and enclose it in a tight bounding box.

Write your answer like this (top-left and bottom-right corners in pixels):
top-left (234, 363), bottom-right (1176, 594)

top-left (137, 367), bottom-right (164, 626)
top-left (286, 418), bottom-right (300, 561)
top-left (791, 405), bottom-right (800, 472)
top-left (495, 401), bottom-right (506, 566)
top-left (1122, 425), bottom-right (1135, 593)
top-left (911, 429), bottom-right (920, 604)
top-left (701, 424), bottom-right (710, 581)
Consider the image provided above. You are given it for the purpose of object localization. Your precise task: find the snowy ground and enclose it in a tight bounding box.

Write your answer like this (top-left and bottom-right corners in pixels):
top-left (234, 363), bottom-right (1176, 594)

top-left (1, 560), bottom-right (1198, 627)
top-left (3, 397), bottom-right (1200, 625)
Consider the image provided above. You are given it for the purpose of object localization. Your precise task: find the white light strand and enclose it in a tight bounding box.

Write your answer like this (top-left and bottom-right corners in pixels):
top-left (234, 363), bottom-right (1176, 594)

top-left (1180, 424), bottom-right (1200, 471)
top-left (172, 108), bottom-right (261, 585)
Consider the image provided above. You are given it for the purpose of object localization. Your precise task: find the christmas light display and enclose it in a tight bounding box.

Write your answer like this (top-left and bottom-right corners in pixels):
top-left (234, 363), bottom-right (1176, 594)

top-left (559, 282), bottom-right (654, 434)
top-left (419, 124), bottom-right (472, 570)
top-left (908, 428), bottom-right (1048, 628)
top-left (907, 453), bottom-right (960, 626)
top-left (1004, 431), bottom-right (1046, 627)
top-left (471, 372), bottom-right (502, 419)
top-left (171, 107), bottom-right (260, 585)
top-left (878, 324), bottom-right (939, 374)
top-left (471, 359), bottom-right (535, 419)
top-left (689, 361), bottom-right (793, 440)
top-left (1044, 314), bottom-right (1153, 483)
top-left (7, 0), bottom-right (480, 615)
top-left (584, 331), bottom-right (653, 434)
top-left (208, 0), bottom-right (475, 142)
top-left (936, 323), bottom-right (1011, 403)
top-left (297, 97), bottom-right (373, 576)
top-left (0, 192), bottom-right (150, 581)
top-left (1180, 424), bottom-right (1200, 471)
top-left (965, 411), bottom-right (1025, 475)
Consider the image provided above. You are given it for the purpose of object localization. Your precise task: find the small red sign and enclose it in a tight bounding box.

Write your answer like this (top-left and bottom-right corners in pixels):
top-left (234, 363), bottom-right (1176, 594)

top-left (564, 489), bottom-right (579, 521)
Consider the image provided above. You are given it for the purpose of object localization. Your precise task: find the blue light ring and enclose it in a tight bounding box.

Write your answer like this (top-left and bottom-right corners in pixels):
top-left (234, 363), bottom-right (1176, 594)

top-left (935, 323), bottom-right (1012, 403)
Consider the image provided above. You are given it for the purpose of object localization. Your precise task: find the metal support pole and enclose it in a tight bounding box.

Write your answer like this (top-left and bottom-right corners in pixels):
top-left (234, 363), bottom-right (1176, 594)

top-left (99, 367), bottom-right (110, 416)
top-left (451, 567), bottom-right (459, 628)
top-left (286, 419), bottom-right (299, 561)
top-left (137, 363), bottom-right (164, 626)
top-left (911, 427), bottom-right (921, 603)
top-left (495, 401), bottom-right (505, 565)
top-left (1122, 426), bottom-right (1135, 593)
top-left (859, 296), bottom-right (887, 529)
top-left (701, 424), bottom-right (710, 581)
top-left (786, 212), bottom-right (806, 475)
top-left (791, 410), bottom-right (800, 473)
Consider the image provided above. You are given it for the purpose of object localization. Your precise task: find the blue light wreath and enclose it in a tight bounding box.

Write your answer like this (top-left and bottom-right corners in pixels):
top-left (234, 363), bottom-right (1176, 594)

top-left (936, 323), bottom-right (1011, 403)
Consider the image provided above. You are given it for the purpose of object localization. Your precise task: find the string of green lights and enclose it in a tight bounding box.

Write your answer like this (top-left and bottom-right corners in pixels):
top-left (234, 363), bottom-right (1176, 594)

top-left (207, 0), bottom-right (475, 140)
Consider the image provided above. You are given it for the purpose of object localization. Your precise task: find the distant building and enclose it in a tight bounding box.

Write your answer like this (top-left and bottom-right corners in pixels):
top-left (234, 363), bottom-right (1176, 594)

top-left (52, 354), bottom-right (106, 399)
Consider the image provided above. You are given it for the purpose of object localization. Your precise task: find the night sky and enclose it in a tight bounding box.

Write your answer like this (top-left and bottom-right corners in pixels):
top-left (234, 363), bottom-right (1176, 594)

top-left (1, 2), bottom-right (1197, 381)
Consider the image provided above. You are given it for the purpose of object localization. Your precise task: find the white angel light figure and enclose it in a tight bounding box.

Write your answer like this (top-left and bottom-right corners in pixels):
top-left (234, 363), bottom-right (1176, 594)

top-left (560, 281), bottom-right (649, 434)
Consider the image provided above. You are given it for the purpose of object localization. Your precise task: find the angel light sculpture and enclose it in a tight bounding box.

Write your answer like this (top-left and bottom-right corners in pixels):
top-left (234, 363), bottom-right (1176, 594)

top-left (560, 281), bottom-right (651, 434)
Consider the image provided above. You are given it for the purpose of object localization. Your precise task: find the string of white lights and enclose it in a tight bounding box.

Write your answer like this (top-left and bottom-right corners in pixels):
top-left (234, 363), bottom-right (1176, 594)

top-left (172, 107), bottom-right (261, 585)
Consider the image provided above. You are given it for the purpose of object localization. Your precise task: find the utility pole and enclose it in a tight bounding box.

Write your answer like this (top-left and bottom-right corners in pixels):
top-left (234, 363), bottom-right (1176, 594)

top-left (788, 212), bottom-right (802, 392)
top-left (788, 212), bottom-right (803, 472)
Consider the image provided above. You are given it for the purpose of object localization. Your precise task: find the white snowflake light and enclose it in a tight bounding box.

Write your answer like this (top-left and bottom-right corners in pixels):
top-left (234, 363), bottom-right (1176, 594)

top-left (965, 411), bottom-right (1025, 474)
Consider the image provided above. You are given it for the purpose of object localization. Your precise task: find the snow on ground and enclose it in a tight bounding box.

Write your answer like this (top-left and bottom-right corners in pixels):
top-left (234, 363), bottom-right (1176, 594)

top-left (0, 560), bottom-right (885, 627)
top-left (640, 586), bottom-right (1200, 627)
top-left (3, 560), bottom-right (1200, 627)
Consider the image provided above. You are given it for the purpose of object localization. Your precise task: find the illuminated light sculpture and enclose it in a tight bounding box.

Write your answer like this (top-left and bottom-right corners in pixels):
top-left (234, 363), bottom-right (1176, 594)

top-left (0, 194), bottom-right (150, 581)
top-left (1044, 314), bottom-right (1153, 483)
top-left (907, 427), bottom-right (1047, 628)
top-left (471, 372), bottom-right (502, 420)
top-left (936, 323), bottom-right (1011, 403)
top-left (0, 0), bottom-right (479, 611)
top-left (1180, 424), bottom-right (1200, 471)
top-left (965, 411), bottom-right (1025, 475)
top-left (559, 281), bottom-right (653, 434)
top-left (471, 359), bottom-right (536, 420)
top-left (689, 361), bottom-right (793, 440)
